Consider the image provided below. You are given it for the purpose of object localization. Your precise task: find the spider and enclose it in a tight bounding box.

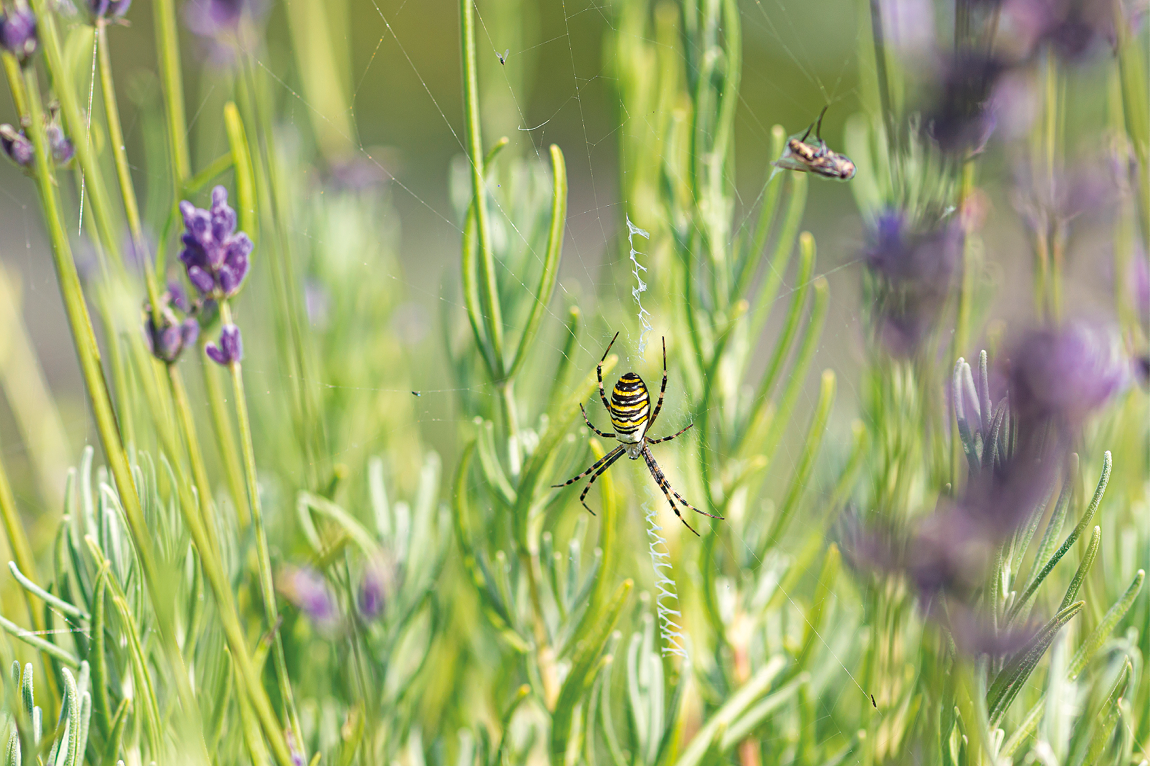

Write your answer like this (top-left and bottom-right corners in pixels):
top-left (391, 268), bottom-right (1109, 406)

top-left (551, 332), bottom-right (723, 536)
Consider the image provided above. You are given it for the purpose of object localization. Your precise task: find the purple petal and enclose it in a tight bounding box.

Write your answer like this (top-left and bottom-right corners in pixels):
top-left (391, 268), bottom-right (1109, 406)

top-left (180, 318), bottom-right (200, 347)
top-left (211, 191), bottom-right (236, 242)
top-left (220, 323), bottom-right (242, 363)
top-left (167, 281), bottom-right (191, 312)
top-left (187, 265), bottom-right (216, 295)
top-left (181, 204), bottom-right (213, 248)
top-left (205, 341), bottom-right (227, 365)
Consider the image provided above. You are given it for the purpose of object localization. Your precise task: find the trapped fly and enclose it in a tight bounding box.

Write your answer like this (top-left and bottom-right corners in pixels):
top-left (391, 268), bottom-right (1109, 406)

top-left (772, 106), bottom-right (856, 181)
top-left (498, 49), bottom-right (509, 65)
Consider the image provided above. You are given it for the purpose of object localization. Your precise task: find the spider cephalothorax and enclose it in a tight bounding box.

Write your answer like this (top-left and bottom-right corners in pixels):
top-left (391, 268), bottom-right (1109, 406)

top-left (551, 332), bottom-right (723, 535)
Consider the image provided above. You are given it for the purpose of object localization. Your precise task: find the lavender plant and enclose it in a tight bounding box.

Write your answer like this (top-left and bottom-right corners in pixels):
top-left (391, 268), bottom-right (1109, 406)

top-left (0, 0), bottom-right (1144, 765)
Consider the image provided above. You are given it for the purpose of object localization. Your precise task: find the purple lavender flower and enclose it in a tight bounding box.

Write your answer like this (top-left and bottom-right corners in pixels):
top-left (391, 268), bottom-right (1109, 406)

top-left (1003, 0), bottom-right (1116, 61)
top-left (45, 122), bottom-right (73, 165)
top-left (0, 124), bottom-right (33, 167)
top-left (183, 0), bottom-right (266, 61)
top-left (279, 566), bottom-right (338, 627)
top-left (143, 288), bottom-right (200, 364)
top-left (178, 185), bottom-right (252, 299)
top-left (357, 557), bottom-right (394, 621)
top-left (205, 323), bottom-right (242, 366)
top-left (925, 52), bottom-right (1006, 154)
top-left (863, 209), bottom-right (963, 356)
top-left (1004, 321), bottom-right (1130, 430)
top-left (88, 0), bottom-right (131, 18)
top-left (146, 315), bottom-right (200, 364)
top-left (0, 8), bottom-right (37, 63)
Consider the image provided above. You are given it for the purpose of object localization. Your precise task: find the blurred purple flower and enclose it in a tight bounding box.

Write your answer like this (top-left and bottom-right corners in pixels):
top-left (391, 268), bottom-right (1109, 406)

top-left (864, 209), bottom-right (963, 356)
top-left (279, 567), bottom-right (338, 627)
top-left (183, 0), bottom-right (266, 61)
top-left (143, 287), bottom-right (200, 364)
top-left (178, 185), bottom-right (252, 299)
top-left (205, 323), bottom-right (242, 366)
top-left (1003, 0), bottom-right (1116, 60)
top-left (0, 124), bottom-right (33, 167)
top-left (357, 556), bottom-right (395, 622)
top-left (88, 0), bottom-right (131, 19)
top-left (304, 279), bottom-right (329, 328)
top-left (146, 315), bottom-right (199, 364)
top-left (0, 8), bottom-right (37, 63)
top-left (1012, 158), bottom-right (1115, 239)
top-left (46, 123), bottom-right (73, 165)
top-left (1004, 320), bottom-right (1130, 430)
top-left (925, 52), bottom-right (1006, 154)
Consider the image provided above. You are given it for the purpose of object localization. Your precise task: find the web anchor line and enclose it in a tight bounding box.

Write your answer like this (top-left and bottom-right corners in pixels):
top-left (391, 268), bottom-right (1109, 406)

top-left (644, 502), bottom-right (688, 659)
top-left (626, 216), bottom-right (653, 357)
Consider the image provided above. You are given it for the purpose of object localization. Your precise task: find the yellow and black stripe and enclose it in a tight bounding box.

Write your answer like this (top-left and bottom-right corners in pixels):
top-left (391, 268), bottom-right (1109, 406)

top-left (609, 372), bottom-right (650, 440)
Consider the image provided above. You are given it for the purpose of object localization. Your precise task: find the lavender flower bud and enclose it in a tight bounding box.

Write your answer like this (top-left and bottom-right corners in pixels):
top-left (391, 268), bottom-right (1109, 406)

top-left (357, 557), bottom-right (394, 622)
top-left (205, 323), bottom-right (242, 366)
top-left (144, 311), bottom-right (199, 365)
top-left (0, 124), bottom-right (33, 167)
top-left (279, 566), bottom-right (338, 628)
top-left (0, 9), bottom-right (37, 63)
top-left (45, 123), bottom-right (74, 165)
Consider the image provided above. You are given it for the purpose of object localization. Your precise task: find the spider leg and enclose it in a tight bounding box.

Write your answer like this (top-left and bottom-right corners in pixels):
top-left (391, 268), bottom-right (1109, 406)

top-left (648, 337), bottom-right (669, 430)
top-left (799, 119), bottom-right (816, 144)
top-left (576, 447), bottom-right (626, 516)
top-left (597, 331), bottom-right (620, 414)
top-left (551, 444), bottom-right (624, 489)
top-left (814, 105), bottom-right (829, 143)
top-left (641, 446), bottom-right (700, 536)
top-left (647, 422), bottom-right (693, 445)
top-left (581, 404), bottom-right (615, 439)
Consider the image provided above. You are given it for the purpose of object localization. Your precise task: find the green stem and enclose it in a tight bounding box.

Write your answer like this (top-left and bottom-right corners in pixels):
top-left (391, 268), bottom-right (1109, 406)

top-left (219, 299), bottom-right (304, 751)
top-left (26, 0), bottom-right (124, 269)
top-left (460, 0), bottom-right (505, 378)
top-left (199, 347), bottom-right (250, 526)
top-left (153, 0), bottom-right (191, 183)
top-left (96, 20), bottom-right (162, 320)
top-left (22, 61), bottom-right (203, 763)
top-left (167, 366), bottom-right (223, 559)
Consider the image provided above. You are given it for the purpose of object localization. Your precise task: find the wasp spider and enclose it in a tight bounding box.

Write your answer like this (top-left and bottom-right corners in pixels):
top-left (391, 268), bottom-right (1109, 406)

top-left (551, 332), bottom-right (723, 535)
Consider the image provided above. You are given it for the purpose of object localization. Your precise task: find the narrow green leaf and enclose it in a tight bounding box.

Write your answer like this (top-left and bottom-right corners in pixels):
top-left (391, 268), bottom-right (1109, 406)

top-left (1069, 568), bottom-right (1144, 680)
top-left (720, 672), bottom-right (806, 746)
top-left (675, 656), bottom-right (786, 766)
top-left (507, 145), bottom-right (567, 380)
top-left (1074, 658), bottom-right (1132, 766)
top-left (988, 601), bottom-right (1083, 726)
top-left (0, 615), bottom-right (79, 669)
top-left (1058, 526), bottom-right (1100, 612)
top-left (223, 102), bottom-right (258, 248)
top-left (475, 420), bottom-right (517, 506)
top-left (550, 579), bottom-right (632, 766)
top-left (765, 370), bottom-right (835, 547)
top-left (451, 443), bottom-right (529, 652)
top-left (99, 699), bottom-right (129, 766)
top-left (6, 563), bottom-right (89, 625)
top-left (1010, 451), bottom-right (1111, 624)
top-left (88, 567), bottom-right (111, 736)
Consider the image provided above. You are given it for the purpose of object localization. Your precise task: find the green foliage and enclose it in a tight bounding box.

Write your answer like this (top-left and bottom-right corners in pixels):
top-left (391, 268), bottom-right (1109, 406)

top-left (0, 0), bottom-right (1144, 765)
